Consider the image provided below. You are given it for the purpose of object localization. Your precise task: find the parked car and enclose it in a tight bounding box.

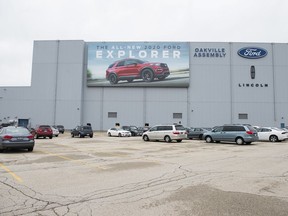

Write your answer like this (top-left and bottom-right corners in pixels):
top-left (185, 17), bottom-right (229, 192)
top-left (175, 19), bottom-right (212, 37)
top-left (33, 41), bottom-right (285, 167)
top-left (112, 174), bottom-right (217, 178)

top-left (54, 125), bottom-right (64, 134)
top-left (51, 126), bottom-right (59, 137)
top-left (34, 125), bottom-right (53, 139)
top-left (0, 126), bottom-right (35, 152)
top-left (257, 127), bottom-right (287, 142)
top-left (29, 128), bottom-right (36, 136)
top-left (106, 58), bottom-right (170, 84)
top-left (203, 124), bottom-right (258, 145)
top-left (121, 126), bottom-right (141, 136)
top-left (138, 126), bottom-right (150, 134)
top-left (0, 123), bottom-right (13, 129)
top-left (187, 127), bottom-right (211, 139)
top-left (107, 128), bottom-right (131, 137)
top-left (142, 124), bottom-right (187, 143)
top-left (71, 125), bottom-right (93, 138)
top-left (281, 128), bottom-right (288, 139)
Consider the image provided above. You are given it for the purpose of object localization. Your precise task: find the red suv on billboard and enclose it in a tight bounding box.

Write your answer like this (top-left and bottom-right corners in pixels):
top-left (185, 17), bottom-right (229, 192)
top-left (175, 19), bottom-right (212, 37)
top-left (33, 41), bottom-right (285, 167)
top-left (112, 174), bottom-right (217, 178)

top-left (106, 58), bottom-right (170, 84)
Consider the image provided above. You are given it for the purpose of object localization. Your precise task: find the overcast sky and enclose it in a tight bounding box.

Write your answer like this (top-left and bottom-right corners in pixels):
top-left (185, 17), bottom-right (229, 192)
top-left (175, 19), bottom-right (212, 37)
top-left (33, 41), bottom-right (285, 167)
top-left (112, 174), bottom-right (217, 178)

top-left (1, 0), bottom-right (287, 86)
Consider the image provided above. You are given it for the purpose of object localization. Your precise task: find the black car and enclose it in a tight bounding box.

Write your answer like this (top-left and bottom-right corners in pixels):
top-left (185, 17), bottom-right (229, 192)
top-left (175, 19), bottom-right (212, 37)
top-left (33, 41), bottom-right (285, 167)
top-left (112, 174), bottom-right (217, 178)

top-left (121, 126), bottom-right (141, 136)
top-left (54, 125), bottom-right (65, 134)
top-left (187, 127), bottom-right (211, 140)
top-left (71, 125), bottom-right (93, 138)
top-left (137, 126), bottom-right (150, 135)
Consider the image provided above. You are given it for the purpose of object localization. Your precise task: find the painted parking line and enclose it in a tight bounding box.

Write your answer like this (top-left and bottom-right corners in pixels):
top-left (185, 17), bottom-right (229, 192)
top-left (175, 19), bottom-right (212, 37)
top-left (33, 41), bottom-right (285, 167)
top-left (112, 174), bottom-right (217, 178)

top-left (0, 163), bottom-right (23, 183)
top-left (40, 150), bottom-right (109, 170)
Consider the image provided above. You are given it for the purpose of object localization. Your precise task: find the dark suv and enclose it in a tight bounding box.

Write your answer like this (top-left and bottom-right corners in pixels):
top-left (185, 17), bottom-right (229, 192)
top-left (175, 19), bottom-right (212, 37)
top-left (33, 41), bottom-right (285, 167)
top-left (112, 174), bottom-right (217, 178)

top-left (34, 125), bottom-right (53, 139)
top-left (71, 125), bottom-right (93, 138)
top-left (54, 125), bottom-right (64, 134)
top-left (121, 126), bottom-right (142, 136)
top-left (203, 124), bottom-right (258, 145)
top-left (106, 58), bottom-right (170, 84)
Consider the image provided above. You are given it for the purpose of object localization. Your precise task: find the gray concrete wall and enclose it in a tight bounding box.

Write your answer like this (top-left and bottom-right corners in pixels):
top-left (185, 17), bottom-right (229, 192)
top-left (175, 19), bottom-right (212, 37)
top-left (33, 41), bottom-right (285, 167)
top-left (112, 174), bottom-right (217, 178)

top-left (0, 40), bottom-right (85, 129)
top-left (83, 87), bottom-right (188, 131)
top-left (31, 40), bottom-right (85, 128)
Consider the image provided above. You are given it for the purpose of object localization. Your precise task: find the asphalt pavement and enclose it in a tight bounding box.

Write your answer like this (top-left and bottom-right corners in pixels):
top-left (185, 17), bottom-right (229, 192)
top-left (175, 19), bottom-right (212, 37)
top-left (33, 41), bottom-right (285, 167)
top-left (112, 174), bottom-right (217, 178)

top-left (1, 133), bottom-right (288, 216)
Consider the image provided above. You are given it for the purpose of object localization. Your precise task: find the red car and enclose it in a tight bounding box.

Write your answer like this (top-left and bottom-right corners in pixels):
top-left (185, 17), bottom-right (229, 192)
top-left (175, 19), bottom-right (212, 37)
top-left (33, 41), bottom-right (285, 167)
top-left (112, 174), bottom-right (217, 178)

top-left (106, 58), bottom-right (170, 84)
top-left (34, 125), bottom-right (53, 139)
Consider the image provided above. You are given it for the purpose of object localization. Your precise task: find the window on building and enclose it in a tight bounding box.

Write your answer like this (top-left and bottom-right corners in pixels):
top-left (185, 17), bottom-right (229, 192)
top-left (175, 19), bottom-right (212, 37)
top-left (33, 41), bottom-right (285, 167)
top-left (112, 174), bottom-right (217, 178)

top-left (238, 113), bottom-right (248, 119)
top-left (173, 113), bottom-right (182, 119)
top-left (108, 112), bottom-right (117, 118)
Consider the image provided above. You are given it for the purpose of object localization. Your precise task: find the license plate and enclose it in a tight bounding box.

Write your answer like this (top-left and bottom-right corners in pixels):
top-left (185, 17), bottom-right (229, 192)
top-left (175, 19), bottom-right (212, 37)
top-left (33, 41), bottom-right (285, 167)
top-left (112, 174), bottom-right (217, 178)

top-left (12, 137), bottom-right (22, 141)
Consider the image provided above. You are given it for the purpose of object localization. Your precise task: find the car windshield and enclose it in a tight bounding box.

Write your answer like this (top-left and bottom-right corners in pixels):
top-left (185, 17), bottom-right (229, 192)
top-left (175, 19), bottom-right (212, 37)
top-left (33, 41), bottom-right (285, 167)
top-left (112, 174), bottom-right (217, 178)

top-left (3, 127), bottom-right (30, 135)
top-left (83, 126), bottom-right (91, 130)
top-left (272, 127), bottom-right (282, 131)
top-left (247, 125), bottom-right (257, 132)
top-left (212, 126), bottom-right (222, 132)
top-left (175, 125), bottom-right (186, 130)
top-left (128, 59), bottom-right (146, 64)
top-left (40, 126), bottom-right (50, 129)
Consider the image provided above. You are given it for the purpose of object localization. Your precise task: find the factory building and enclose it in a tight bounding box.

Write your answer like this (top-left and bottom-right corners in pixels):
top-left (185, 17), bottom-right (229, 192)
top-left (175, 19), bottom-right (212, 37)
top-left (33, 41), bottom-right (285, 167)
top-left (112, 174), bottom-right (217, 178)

top-left (0, 41), bottom-right (287, 130)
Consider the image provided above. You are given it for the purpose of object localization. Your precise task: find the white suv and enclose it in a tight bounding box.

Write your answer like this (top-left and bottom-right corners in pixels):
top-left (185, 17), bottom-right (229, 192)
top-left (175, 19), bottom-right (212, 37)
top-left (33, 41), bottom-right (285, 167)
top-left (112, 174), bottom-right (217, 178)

top-left (142, 125), bottom-right (187, 142)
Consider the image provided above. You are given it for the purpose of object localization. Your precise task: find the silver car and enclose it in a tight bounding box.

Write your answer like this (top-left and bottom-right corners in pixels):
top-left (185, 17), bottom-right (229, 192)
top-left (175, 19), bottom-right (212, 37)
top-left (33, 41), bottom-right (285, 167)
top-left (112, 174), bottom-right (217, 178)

top-left (142, 124), bottom-right (187, 143)
top-left (203, 124), bottom-right (258, 145)
top-left (0, 126), bottom-right (35, 152)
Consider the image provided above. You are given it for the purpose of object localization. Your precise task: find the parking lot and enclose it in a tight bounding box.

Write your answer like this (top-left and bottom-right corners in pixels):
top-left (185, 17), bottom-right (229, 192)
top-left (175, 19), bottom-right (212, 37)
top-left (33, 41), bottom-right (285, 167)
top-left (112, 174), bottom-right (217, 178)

top-left (1, 133), bottom-right (288, 216)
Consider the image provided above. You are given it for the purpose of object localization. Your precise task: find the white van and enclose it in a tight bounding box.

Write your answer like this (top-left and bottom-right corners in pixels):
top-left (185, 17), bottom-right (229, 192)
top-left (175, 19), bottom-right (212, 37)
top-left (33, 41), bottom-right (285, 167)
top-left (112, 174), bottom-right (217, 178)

top-left (142, 125), bottom-right (187, 143)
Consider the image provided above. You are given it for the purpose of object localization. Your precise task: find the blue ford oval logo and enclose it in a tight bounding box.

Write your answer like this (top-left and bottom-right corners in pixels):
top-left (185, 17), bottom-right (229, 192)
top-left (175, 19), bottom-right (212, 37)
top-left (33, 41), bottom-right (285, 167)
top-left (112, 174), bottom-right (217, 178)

top-left (238, 47), bottom-right (267, 59)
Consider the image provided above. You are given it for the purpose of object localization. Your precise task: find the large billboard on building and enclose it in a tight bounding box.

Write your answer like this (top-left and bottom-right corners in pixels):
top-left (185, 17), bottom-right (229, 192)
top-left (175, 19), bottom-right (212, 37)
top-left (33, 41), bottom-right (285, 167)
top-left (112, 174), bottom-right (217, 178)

top-left (87, 42), bottom-right (190, 87)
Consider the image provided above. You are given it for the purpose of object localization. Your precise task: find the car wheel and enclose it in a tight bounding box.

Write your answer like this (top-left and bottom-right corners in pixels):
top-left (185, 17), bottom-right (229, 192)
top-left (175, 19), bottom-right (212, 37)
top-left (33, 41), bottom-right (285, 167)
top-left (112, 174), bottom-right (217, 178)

top-left (118, 133), bottom-right (122, 137)
top-left (205, 136), bottom-right (213, 143)
top-left (108, 132), bottom-right (111, 137)
top-left (49, 136), bottom-right (52, 139)
top-left (90, 135), bottom-right (93, 138)
top-left (164, 135), bottom-right (171, 143)
top-left (143, 135), bottom-right (149, 141)
top-left (176, 139), bottom-right (182, 142)
top-left (142, 69), bottom-right (154, 82)
top-left (27, 147), bottom-right (34, 152)
top-left (269, 135), bottom-right (278, 142)
top-left (236, 137), bottom-right (244, 145)
top-left (109, 74), bottom-right (118, 84)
